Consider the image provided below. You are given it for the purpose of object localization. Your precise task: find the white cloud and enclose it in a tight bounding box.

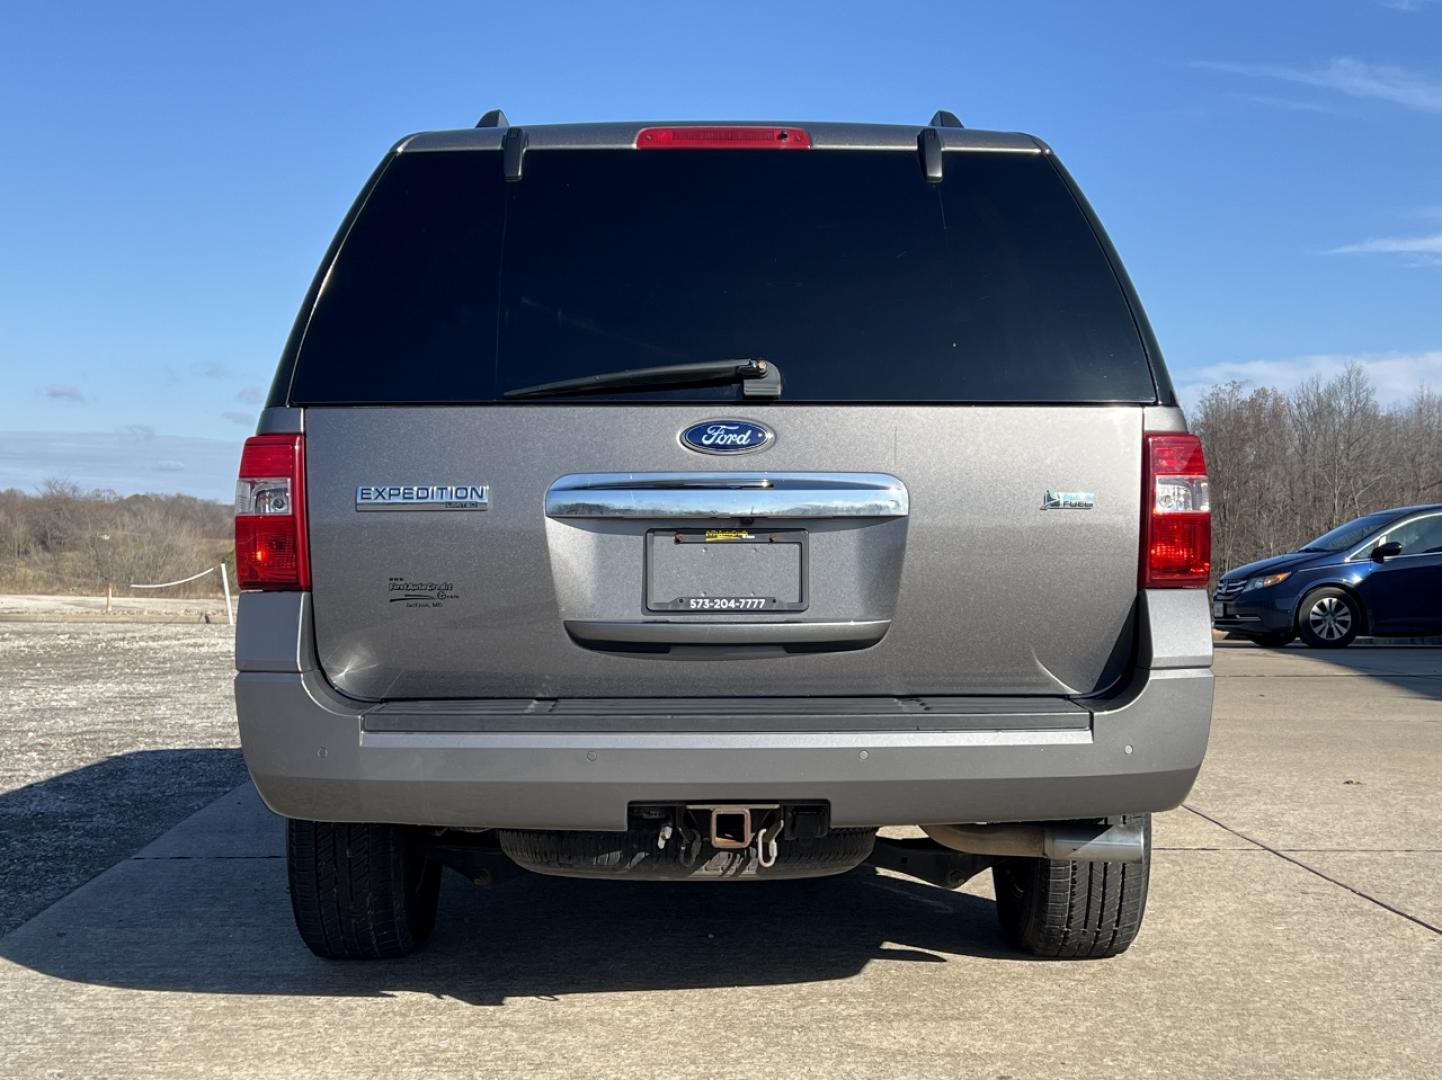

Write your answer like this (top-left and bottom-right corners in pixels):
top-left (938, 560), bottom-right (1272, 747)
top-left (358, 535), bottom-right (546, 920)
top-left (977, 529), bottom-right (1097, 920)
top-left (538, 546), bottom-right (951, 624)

top-left (1176, 349), bottom-right (1442, 408)
top-left (44, 384), bottom-right (86, 402)
top-left (1227, 92), bottom-right (1355, 117)
top-left (1376, 0), bottom-right (1438, 11)
top-left (1193, 57), bottom-right (1442, 113)
top-left (222, 410), bottom-right (254, 426)
top-left (1327, 230), bottom-right (1442, 263)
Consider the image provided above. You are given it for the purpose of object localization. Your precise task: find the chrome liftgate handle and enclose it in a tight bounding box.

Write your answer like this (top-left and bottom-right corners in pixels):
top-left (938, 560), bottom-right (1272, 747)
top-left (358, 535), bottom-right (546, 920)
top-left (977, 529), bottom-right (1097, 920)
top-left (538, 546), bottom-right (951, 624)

top-left (544, 472), bottom-right (909, 520)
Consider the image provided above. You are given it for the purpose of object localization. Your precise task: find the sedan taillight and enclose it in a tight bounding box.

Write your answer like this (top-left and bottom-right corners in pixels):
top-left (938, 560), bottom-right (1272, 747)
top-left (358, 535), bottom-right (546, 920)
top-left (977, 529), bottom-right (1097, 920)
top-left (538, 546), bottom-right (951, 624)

top-left (235, 434), bottom-right (309, 590)
top-left (1142, 432), bottom-right (1211, 588)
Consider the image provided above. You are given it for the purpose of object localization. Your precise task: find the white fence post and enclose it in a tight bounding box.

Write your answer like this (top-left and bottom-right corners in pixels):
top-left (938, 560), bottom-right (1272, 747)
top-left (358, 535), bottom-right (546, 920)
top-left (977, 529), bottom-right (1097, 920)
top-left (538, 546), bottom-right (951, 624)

top-left (220, 563), bottom-right (234, 627)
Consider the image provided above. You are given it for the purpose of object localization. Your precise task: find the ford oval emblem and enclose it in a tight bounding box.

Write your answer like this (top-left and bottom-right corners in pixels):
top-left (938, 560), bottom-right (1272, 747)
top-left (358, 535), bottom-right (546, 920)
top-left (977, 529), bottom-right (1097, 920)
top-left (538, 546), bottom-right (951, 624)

top-left (679, 419), bottom-right (775, 456)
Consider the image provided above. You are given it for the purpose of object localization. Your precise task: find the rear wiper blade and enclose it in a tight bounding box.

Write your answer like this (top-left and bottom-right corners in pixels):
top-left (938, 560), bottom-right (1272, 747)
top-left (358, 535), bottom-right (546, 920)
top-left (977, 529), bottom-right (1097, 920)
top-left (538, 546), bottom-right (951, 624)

top-left (503, 358), bottom-right (781, 400)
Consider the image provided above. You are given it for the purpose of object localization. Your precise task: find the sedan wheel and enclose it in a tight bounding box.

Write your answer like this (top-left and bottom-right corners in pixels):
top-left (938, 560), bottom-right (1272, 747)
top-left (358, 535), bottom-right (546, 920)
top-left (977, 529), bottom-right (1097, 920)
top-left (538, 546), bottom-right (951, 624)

top-left (1297, 588), bottom-right (1361, 649)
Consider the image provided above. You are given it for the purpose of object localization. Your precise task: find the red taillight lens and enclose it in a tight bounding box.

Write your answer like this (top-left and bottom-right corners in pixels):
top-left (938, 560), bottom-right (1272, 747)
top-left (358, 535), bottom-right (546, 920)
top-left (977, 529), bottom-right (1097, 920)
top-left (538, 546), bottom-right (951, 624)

top-left (235, 434), bottom-right (309, 590)
top-left (635, 126), bottom-right (812, 150)
top-left (1142, 432), bottom-right (1211, 587)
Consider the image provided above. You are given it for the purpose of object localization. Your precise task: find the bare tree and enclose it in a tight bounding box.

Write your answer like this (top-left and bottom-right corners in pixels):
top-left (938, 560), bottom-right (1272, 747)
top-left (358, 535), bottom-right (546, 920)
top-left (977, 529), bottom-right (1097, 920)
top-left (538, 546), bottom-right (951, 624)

top-left (0, 484), bottom-right (231, 596)
top-left (1388, 386), bottom-right (1442, 504)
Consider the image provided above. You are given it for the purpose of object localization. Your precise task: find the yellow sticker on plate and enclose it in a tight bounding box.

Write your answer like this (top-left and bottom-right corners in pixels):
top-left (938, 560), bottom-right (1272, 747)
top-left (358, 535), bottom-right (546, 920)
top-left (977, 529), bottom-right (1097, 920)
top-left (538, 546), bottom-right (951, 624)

top-left (704, 530), bottom-right (754, 542)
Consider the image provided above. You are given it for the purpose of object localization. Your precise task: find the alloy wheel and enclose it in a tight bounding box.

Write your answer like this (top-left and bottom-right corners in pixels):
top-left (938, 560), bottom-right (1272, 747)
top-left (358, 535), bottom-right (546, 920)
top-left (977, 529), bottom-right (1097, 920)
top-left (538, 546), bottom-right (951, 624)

top-left (1308, 596), bottom-right (1353, 641)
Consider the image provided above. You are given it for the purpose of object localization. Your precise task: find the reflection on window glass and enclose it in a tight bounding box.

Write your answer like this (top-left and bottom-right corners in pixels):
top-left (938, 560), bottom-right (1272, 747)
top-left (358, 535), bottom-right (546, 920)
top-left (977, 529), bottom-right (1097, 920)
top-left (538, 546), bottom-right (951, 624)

top-left (1385, 515), bottom-right (1442, 555)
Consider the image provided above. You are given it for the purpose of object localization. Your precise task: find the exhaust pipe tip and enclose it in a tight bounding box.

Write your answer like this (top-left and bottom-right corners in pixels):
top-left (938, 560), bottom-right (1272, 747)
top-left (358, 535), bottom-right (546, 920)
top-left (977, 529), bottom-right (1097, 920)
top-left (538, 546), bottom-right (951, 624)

top-left (921, 821), bottom-right (1146, 863)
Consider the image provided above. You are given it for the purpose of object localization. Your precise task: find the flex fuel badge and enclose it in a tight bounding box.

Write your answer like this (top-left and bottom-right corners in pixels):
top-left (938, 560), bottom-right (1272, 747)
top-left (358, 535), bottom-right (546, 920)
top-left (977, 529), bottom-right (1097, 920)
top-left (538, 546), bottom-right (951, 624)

top-left (1041, 490), bottom-right (1096, 511)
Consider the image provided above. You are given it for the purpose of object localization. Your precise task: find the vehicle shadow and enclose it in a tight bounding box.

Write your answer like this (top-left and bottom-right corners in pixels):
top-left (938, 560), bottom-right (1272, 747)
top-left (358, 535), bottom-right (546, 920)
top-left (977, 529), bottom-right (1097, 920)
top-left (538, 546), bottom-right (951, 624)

top-left (1214, 640), bottom-right (1442, 703)
top-left (0, 748), bottom-right (248, 937)
top-left (0, 775), bottom-right (1038, 1005)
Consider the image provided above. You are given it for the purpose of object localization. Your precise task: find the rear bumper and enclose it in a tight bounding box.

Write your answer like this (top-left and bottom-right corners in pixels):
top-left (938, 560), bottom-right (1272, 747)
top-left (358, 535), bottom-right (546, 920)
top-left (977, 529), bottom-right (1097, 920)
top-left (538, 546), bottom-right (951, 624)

top-left (235, 591), bottom-right (1214, 830)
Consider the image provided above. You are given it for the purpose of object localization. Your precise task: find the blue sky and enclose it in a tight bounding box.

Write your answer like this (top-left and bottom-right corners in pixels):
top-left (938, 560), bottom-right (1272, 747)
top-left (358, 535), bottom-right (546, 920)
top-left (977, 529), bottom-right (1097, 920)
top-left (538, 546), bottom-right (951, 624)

top-left (2, 0), bottom-right (1440, 500)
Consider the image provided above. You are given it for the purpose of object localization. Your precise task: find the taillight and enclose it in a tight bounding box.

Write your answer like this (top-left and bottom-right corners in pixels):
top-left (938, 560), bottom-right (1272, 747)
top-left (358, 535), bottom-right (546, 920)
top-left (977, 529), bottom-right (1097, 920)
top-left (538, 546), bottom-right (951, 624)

top-left (235, 434), bottom-right (309, 590)
top-left (635, 126), bottom-right (812, 150)
top-left (1142, 432), bottom-right (1211, 588)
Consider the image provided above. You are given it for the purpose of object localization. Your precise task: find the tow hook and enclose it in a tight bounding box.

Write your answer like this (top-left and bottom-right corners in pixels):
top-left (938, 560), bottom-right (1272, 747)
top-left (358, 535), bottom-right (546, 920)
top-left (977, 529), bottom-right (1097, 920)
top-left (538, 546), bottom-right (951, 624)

top-left (755, 818), bottom-right (784, 868)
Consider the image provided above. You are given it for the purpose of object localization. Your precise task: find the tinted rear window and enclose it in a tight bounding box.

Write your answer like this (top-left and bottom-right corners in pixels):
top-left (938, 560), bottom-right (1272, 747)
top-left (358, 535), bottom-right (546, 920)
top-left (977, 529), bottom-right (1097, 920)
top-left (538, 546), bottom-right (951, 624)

top-left (289, 148), bottom-right (1156, 404)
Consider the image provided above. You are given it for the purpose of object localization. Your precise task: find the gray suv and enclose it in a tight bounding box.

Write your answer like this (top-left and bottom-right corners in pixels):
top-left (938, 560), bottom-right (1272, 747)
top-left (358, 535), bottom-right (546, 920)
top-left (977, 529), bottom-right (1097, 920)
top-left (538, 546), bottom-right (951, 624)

top-left (234, 112), bottom-right (1214, 961)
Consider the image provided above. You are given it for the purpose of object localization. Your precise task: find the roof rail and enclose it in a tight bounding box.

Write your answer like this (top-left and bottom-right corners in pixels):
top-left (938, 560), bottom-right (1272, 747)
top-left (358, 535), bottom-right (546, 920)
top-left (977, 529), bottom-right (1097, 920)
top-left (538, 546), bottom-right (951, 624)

top-left (476, 109), bottom-right (510, 128)
top-left (928, 110), bottom-right (964, 129)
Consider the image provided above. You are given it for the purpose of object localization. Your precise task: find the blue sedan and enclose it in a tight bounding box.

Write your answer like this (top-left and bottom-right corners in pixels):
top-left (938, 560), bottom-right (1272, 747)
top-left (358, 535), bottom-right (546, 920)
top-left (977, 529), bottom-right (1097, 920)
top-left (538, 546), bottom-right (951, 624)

top-left (1213, 503), bottom-right (1442, 648)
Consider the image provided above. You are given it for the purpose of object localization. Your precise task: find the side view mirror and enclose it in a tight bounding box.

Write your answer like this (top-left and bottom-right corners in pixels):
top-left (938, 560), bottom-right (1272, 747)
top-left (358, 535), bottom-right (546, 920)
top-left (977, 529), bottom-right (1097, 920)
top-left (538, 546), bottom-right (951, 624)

top-left (1372, 541), bottom-right (1402, 562)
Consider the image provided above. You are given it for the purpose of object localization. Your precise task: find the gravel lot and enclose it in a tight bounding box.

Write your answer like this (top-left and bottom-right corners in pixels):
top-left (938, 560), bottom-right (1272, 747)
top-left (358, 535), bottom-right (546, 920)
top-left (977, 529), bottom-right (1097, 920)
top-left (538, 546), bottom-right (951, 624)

top-left (0, 593), bottom-right (232, 622)
top-left (0, 622), bottom-right (242, 934)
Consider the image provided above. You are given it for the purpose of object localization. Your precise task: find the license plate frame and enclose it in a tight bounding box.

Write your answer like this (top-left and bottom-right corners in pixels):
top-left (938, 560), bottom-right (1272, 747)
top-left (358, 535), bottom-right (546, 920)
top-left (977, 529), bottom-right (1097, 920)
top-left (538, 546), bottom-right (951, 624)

top-left (645, 529), bottom-right (809, 614)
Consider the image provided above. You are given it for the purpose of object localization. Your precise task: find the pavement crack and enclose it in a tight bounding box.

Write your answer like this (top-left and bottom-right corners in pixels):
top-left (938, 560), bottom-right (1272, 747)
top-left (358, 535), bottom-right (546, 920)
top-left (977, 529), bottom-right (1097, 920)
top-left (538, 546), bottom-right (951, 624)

top-left (130, 855), bottom-right (284, 861)
top-left (1154, 846), bottom-right (1263, 852)
top-left (1183, 804), bottom-right (1442, 937)
top-left (1275, 848), bottom-right (1442, 854)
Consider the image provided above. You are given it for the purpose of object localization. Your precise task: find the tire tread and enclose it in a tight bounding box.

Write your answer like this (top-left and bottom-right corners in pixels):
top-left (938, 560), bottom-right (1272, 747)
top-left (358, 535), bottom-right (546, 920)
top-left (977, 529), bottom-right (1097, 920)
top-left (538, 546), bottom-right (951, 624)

top-left (286, 819), bottom-right (440, 960)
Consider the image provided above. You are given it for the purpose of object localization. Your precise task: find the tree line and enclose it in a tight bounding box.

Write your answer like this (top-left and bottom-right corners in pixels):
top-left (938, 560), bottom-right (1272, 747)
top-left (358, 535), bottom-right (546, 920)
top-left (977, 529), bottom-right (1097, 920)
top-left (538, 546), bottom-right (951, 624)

top-left (1192, 364), bottom-right (1442, 577)
top-left (0, 481), bottom-right (233, 596)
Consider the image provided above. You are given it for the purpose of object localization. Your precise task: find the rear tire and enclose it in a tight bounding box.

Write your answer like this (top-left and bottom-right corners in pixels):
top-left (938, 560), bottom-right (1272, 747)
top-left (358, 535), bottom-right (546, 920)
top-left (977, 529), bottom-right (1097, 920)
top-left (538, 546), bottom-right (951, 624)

top-left (1296, 588), bottom-right (1361, 649)
top-left (992, 814), bottom-right (1150, 959)
top-left (286, 819), bottom-right (442, 959)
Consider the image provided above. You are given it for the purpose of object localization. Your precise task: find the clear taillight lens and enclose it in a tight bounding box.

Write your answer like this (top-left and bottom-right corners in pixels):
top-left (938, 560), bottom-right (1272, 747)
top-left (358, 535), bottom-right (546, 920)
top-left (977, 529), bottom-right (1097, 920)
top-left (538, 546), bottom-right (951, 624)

top-left (235, 435), bottom-right (309, 590)
top-left (1143, 432), bottom-right (1211, 588)
top-left (235, 477), bottom-right (292, 516)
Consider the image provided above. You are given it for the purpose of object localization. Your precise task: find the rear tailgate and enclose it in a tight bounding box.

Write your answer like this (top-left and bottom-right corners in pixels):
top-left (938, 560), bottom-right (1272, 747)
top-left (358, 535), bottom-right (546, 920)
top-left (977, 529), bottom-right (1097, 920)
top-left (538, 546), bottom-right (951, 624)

top-left (281, 130), bottom-right (1166, 702)
top-left (305, 404), bottom-right (1142, 699)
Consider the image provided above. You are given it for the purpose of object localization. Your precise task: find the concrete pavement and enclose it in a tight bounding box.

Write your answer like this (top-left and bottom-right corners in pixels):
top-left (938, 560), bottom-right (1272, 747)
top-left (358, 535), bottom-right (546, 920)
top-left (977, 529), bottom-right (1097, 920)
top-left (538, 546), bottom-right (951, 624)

top-left (1, 642), bottom-right (1439, 1078)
